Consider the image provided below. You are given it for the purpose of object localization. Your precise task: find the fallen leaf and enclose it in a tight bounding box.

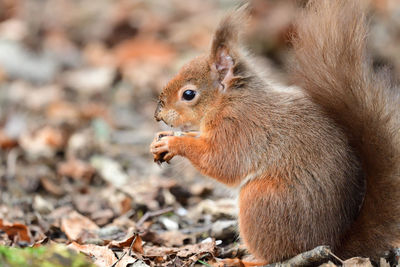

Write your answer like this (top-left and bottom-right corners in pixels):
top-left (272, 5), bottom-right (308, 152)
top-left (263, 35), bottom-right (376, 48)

top-left (176, 240), bottom-right (216, 258)
top-left (61, 210), bottom-right (99, 241)
top-left (91, 209), bottom-right (115, 226)
top-left (0, 130), bottom-right (18, 149)
top-left (80, 102), bottom-right (112, 125)
top-left (115, 255), bottom-right (142, 267)
top-left (113, 37), bottom-right (175, 66)
top-left (0, 219), bottom-right (32, 243)
top-left (46, 101), bottom-right (81, 124)
top-left (48, 206), bottom-right (74, 224)
top-left (120, 196), bottom-right (132, 214)
top-left (142, 241), bottom-right (216, 259)
top-left (68, 241), bottom-right (117, 266)
top-left (141, 241), bottom-right (216, 266)
top-left (32, 237), bottom-right (50, 247)
top-left (41, 127), bottom-right (65, 147)
top-left (158, 231), bottom-right (194, 247)
top-left (57, 158), bottom-right (95, 181)
top-left (343, 257), bottom-right (373, 267)
top-left (143, 246), bottom-right (179, 257)
top-left (83, 42), bottom-right (115, 67)
top-left (108, 233), bottom-right (144, 254)
top-left (19, 126), bottom-right (65, 158)
top-left (40, 176), bottom-right (65, 196)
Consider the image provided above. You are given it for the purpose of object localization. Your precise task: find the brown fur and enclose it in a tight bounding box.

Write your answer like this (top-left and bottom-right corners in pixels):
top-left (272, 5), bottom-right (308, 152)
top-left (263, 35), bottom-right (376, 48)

top-left (150, 0), bottom-right (400, 264)
top-left (292, 0), bottom-right (400, 259)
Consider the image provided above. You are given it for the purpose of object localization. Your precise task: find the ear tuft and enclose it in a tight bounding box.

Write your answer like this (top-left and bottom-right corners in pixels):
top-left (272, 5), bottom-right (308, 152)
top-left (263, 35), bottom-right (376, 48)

top-left (210, 3), bottom-right (250, 89)
top-left (210, 3), bottom-right (249, 60)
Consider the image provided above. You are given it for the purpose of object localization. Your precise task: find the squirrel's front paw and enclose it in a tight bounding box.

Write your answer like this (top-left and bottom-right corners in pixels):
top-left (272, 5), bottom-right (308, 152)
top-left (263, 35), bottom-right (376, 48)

top-left (150, 134), bottom-right (177, 164)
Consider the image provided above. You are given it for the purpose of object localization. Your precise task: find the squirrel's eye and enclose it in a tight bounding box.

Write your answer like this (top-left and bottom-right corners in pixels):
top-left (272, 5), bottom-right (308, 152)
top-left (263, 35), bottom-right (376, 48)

top-left (182, 90), bottom-right (196, 101)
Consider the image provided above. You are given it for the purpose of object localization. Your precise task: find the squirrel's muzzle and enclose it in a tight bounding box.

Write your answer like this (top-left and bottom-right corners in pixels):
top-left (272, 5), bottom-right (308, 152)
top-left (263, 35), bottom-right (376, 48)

top-left (154, 101), bottom-right (162, 122)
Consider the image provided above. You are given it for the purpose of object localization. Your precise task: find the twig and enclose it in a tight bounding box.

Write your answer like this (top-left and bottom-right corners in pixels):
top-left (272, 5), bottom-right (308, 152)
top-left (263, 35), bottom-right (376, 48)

top-left (136, 207), bottom-right (174, 227)
top-left (109, 233), bottom-right (140, 266)
top-left (110, 251), bottom-right (127, 267)
top-left (128, 234), bottom-right (138, 256)
top-left (264, 245), bottom-right (337, 267)
top-left (328, 250), bottom-right (344, 264)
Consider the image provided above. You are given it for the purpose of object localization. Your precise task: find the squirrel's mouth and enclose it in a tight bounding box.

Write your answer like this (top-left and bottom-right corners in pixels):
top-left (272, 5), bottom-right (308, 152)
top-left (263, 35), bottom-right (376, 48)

top-left (180, 125), bottom-right (191, 132)
top-left (159, 122), bottom-right (196, 133)
top-left (179, 123), bottom-right (199, 132)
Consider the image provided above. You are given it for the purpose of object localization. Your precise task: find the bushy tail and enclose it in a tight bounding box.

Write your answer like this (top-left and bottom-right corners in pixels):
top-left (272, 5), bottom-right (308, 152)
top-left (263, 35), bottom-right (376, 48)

top-left (291, 0), bottom-right (400, 259)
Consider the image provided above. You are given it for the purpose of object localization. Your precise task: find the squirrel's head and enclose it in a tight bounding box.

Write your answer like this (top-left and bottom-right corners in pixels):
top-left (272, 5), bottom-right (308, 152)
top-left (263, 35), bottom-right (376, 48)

top-left (154, 4), bottom-right (249, 131)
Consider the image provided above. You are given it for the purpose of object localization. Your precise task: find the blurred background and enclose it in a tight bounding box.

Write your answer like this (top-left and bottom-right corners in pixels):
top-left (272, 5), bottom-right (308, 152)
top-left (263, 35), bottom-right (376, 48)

top-left (0, 0), bottom-right (399, 265)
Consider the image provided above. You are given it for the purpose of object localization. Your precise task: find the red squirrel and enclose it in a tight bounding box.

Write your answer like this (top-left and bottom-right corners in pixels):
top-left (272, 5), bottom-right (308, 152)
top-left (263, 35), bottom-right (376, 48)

top-left (150, 0), bottom-right (400, 264)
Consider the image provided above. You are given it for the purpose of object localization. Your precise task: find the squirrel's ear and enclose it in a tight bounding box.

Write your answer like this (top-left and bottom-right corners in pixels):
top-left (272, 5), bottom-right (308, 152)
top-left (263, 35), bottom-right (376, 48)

top-left (210, 4), bottom-right (249, 90)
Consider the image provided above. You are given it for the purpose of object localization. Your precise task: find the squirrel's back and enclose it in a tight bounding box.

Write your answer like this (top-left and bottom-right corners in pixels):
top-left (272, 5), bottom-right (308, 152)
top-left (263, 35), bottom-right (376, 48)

top-left (292, 0), bottom-right (400, 258)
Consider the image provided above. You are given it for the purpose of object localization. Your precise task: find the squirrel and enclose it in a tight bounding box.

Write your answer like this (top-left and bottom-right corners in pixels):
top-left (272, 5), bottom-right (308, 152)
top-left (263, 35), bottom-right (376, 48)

top-left (150, 0), bottom-right (400, 265)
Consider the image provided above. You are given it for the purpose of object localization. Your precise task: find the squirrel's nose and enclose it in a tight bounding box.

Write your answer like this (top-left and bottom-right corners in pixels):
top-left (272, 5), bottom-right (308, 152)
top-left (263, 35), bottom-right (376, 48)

top-left (154, 101), bottom-right (162, 122)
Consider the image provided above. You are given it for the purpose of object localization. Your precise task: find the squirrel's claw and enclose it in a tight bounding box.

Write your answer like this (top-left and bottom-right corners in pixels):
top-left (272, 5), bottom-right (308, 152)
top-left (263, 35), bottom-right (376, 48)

top-left (150, 135), bottom-right (176, 164)
top-left (163, 152), bottom-right (175, 163)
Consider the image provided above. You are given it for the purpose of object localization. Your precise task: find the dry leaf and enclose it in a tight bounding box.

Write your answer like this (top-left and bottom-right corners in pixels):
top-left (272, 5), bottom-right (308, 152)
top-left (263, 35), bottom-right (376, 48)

top-left (108, 233), bottom-right (144, 254)
top-left (120, 196), bottom-right (132, 214)
top-left (68, 241), bottom-right (117, 266)
top-left (0, 219), bottom-right (32, 243)
top-left (61, 210), bottom-right (99, 241)
top-left (176, 241), bottom-right (216, 258)
top-left (158, 231), bottom-right (194, 247)
top-left (141, 241), bottom-right (216, 266)
top-left (83, 42), bottom-right (115, 67)
top-left (113, 37), bottom-right (175, 66)
top-left (91, 209), bottom-right (115, 226)
top-left (115, 255), bottom-right (141, 267)
top-left (143, 246), bottom-right (179, 257)
top-left (32, 237), bottom-right (50, 248)
top-left (343, 257), bottom-right (373, 267)
top-left (0, 130), bottom-right (18, 149)
top-left (57, 158), bottom-right (95, 181)
top-left (40, 176), bottom-right (65, 196)
top-left (46, 101), bottom-right (81, 124)
top-left (80, 102), bottom-right (112, 124)
top-left (19, 126), bottom-right (65, 158)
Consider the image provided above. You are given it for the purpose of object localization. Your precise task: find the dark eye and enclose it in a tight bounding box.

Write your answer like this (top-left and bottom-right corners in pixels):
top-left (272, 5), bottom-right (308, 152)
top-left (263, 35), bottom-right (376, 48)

top-left (182, 90), bottom-right (196, 101)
